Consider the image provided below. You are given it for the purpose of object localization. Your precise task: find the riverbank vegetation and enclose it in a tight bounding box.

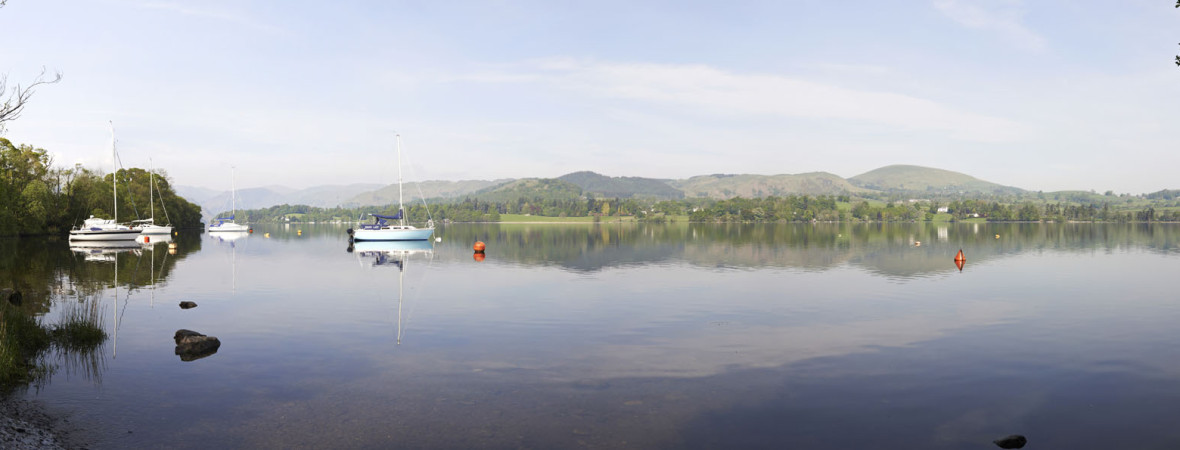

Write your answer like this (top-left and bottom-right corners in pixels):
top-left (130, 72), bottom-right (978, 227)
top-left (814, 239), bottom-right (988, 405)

top-left (0, 297), bottom-right (106, 392)
top-left (233, 190), bottom-right (1180, 225)
top-left (0, 137), bottom-right (204, 237)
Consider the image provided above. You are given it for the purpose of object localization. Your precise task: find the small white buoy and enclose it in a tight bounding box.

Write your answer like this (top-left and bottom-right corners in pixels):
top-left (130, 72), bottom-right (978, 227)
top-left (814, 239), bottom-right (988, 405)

top-left (435, 237), bottom-right (442, 242)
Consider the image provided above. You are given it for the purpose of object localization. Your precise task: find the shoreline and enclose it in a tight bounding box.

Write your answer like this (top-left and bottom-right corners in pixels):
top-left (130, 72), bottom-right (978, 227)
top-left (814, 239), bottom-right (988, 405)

top-left (0, 395), bottom-right (84, 450)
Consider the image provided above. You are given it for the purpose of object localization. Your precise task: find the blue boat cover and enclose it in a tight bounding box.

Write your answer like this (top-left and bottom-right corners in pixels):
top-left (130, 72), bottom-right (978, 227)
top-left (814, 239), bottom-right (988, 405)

top-left (372, 210), bottom-right (403, 223)
top-left (215, 215), bottom-right (234, 222)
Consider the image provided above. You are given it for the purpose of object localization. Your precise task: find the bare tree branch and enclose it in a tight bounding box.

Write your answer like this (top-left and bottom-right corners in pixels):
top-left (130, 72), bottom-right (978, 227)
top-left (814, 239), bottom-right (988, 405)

top-left (0, 67), bottom-right (63, 135)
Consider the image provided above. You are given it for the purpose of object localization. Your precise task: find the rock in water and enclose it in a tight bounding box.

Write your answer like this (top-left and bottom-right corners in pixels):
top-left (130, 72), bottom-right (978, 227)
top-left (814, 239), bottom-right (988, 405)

top-left (179, 301), bottom-right (197, 309)
top-left (174, 329), bottom-right (203, 343)
top-left (173, 329), bottom-right (221, 361)
top-left (993, 434), bottom-right (1027, 449)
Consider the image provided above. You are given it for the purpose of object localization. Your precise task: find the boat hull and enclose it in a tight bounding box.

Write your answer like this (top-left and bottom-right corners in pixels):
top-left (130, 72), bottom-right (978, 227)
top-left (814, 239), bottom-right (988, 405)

top-left (351, 227), bottom-right (434, 241)
top-left (68, 229), bottom-right (142, 241)
top-left (209, 222), bottom-right (249, 232)
top-left (138, 225), bottom-right (173, 235)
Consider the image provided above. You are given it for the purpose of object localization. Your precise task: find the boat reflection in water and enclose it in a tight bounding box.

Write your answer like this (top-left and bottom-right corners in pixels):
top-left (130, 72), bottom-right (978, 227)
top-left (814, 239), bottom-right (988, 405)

top-left (347, 240), bottom-right (434, 345)
top-left (349, 240), bottom-right (434, 268)
top-left (70, 239), bottom-right (144, 262)
top-left (209, 230), bottom-right (249, 244)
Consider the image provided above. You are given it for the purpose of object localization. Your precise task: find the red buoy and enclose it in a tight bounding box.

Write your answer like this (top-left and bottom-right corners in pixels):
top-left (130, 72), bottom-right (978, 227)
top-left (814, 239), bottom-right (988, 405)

top-left (473, 241), bottom-right (486, 252)
top-left (954, 249), bottom-right (965, 262)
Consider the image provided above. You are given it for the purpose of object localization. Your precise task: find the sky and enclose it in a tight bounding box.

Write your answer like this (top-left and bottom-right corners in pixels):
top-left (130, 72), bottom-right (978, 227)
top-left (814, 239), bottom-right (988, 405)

top-left (1, 0), bottom-right (1177, 193)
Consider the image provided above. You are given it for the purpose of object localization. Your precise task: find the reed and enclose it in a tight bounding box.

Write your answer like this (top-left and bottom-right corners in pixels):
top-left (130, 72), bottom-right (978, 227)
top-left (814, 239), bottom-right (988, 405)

top-left (0, 301), bottom-right (52, 390)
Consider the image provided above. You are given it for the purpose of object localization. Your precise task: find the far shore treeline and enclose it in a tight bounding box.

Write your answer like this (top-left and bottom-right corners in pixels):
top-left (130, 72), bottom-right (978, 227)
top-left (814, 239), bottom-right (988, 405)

top-left (0, 137), bottom-right (203, 237)
top-left (234, 193), bottom-right (1180, 225)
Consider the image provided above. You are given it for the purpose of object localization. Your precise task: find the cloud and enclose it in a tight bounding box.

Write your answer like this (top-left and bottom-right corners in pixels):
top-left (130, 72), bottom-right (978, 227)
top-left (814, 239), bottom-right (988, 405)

top-left (472, 59), bottom-right (1027, 143)
top-left (135, 1), bottom-right (285, 35)
top-left (932, 0), bottom-right (1047, 51)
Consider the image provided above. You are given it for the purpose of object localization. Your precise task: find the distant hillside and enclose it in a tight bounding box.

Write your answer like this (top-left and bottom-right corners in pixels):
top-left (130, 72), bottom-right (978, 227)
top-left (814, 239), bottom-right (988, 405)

top-left (345, 179), bottom-right (509, 206)
top-left (670, 172), bottom-right (868, 199)
top-left (471, 178), bottom-right (584, 203)
top-left (849, 165), bottom-right (1022, 194)
top-left (180, 183), bottom-right (383, 218)
top-left (558, 171), bottom-right (683, 199)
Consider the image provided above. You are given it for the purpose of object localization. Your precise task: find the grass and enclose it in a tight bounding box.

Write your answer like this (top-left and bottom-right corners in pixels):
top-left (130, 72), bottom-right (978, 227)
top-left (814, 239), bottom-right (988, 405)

top-left (499, 214), bottom-right (636, 223)
top-left (930, 213), bottom-right (954, 222)
top-left (51, 301), bottom-right (106, 352)
top-left (0, 301), bottom-right (52, 389)
top-left (0, 298), bottom-right (107, 391)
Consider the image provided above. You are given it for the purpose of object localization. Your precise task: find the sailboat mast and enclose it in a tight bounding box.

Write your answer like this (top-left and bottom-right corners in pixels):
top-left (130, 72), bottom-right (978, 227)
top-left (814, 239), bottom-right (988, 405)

top-left (396, 134), bottom-right (404, 226)
top-left (149, 158), bottom-right (155, 221)
top-left (111, 121), bottom-right (118, 223)
top-left (231, 166), bottom-right (236, 219)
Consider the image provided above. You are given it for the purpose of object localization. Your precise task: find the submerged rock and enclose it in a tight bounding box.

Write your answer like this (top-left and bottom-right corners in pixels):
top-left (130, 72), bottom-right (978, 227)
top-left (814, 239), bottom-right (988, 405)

top-left (1, 288), bottom-right (21, 306)
top-left (173, 329), bottom-right (221, 361)
top-left (993, 434), bottom-right (1027, 449)
top-left (179, 301), bottom-right (197, 309)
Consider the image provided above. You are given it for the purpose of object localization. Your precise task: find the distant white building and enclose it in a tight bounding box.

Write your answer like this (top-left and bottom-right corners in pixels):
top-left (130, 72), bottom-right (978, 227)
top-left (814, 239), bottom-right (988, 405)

top-left (937, 207), bottom-right (949, 213)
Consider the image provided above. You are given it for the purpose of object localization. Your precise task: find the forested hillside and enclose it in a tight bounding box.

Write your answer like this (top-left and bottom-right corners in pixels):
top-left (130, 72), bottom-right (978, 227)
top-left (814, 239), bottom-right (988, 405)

top-left (558, 171), bottom-right (683, 199)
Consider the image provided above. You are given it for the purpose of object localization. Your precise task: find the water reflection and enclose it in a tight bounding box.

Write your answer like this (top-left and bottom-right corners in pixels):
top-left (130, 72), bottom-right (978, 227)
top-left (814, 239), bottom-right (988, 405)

top-left (9, 224), bottom-right (1180, 449)
top-left (431, 222), bottom-right (1180, 278)
top-left (346, 239), bottom-right (435, 346)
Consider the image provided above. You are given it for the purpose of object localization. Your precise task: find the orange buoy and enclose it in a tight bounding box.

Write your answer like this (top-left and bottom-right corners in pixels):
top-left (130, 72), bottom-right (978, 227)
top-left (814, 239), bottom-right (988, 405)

top-left (473, 252), bottom-right (485, 262)
top-left (143, 236), bottom-right (150, 243)
top-left (473, 241), bottom-right (486, 252)
top-left (954, 249), bottom-right (965, 262)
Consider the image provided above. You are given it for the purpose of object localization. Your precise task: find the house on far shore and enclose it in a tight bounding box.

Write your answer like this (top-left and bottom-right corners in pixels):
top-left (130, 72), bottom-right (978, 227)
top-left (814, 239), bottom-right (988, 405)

top-left (937, 207), bottom-right (949, 213)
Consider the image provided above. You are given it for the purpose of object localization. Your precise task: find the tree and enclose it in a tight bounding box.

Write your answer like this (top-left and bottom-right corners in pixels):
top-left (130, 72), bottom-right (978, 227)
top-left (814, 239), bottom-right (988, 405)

top-left (0, 69), bottom-right (61, 135)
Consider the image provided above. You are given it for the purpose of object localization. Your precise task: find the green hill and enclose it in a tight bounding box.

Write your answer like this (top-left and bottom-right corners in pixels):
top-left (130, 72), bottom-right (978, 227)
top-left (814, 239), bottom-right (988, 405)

top-left (557, 171), bottom-right (683, 199)
top-left (670, 172), bottom-right (869, 199)
top-left (470, 178), bottom-right (585, 202)
top-left (345, 179), bottom-right (509, 206)
top-left (849, 165), bottom-right (1021, 194)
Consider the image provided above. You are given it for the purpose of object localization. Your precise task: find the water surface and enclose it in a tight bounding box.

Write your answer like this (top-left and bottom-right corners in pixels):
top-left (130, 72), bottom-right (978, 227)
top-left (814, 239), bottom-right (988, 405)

top-left (8, 223), bottom-right (1180, 449)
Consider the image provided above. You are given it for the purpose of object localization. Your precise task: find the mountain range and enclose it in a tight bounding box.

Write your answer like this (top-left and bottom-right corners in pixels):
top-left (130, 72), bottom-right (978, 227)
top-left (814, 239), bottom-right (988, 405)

top-left (178, 165), bottom-right (1027, 216)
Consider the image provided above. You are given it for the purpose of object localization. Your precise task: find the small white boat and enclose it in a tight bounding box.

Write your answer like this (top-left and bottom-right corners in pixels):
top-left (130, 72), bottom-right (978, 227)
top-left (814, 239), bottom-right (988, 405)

top-left (208, 218), bottom-right (249, 233)
top-left (209, 167), bottom-right (250, 233)
top-left (133, 219), bottom-right (173, 235)
top-left (136, 158), bottom-right (173, 235)
top-left (349, 134), bottom-right (434, 242)
top-left (70, 122), bottom-right (140, 242)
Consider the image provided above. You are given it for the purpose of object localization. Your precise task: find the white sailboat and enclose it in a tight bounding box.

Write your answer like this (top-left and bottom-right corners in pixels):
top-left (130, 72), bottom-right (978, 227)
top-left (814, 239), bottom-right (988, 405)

top-left (349, 134), bottom-right (434, 241)
top-left (69, 122), bottom-right (141, 242)
top-left (208, 166), bottom-right (250, 233)
top-left (135, 158), bottom-right (173, 235)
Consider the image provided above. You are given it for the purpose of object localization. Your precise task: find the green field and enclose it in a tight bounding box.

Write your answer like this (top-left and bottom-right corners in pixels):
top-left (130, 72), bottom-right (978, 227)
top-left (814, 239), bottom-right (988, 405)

top-left (499, 214), bottom-right (637, 223)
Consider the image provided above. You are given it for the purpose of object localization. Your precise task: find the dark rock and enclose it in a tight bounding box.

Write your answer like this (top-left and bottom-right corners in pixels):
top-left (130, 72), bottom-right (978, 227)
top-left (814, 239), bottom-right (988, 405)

top-left (994, 434), bottom-right (1027, 449)
top-left (174, 331), bottom-right (221, 362)
top-left (178, 301), bottom-right (197, 309)
top-left (1, 288), bottom-right (21, 306)
top-left (174, 329), bottom-right (204, 344)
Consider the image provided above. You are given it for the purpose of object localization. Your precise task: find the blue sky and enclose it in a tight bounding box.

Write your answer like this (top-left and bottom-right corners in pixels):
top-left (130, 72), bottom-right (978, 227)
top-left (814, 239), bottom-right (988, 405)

top-left (1, 0), bottom-right (1177, 193)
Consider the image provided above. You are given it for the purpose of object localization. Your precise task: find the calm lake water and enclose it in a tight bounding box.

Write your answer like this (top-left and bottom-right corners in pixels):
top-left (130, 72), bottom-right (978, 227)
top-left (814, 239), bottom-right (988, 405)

top-left (7, 223), bottom-right (1180, 449)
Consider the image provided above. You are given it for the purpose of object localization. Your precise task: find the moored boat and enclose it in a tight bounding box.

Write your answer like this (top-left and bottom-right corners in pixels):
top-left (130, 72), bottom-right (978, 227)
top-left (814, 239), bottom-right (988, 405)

top-left (70, 122), bottom-right (139, 242)
top-left (349, 134), bottom-right (434, 242)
